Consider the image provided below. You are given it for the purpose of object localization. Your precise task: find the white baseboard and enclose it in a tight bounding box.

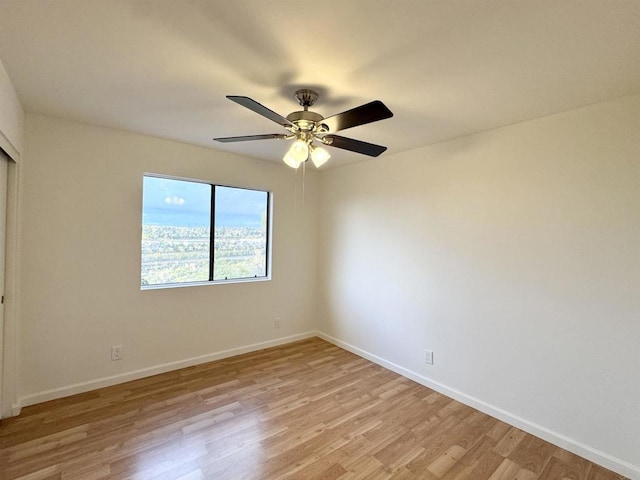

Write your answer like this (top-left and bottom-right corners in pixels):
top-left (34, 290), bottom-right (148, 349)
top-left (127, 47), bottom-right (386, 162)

top-left (17, 332), bottom-right (316, 409)
top-left (316, 331), bottom-right (639, 480)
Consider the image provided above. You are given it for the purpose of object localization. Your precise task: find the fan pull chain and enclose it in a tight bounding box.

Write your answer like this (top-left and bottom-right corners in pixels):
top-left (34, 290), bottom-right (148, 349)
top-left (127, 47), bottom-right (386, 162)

top-left (302, 160), bottom-right (306, 205)
top-left (293, 164), bottom-right (299, 212)
top-left (292, 160), bottom-right (307, 213)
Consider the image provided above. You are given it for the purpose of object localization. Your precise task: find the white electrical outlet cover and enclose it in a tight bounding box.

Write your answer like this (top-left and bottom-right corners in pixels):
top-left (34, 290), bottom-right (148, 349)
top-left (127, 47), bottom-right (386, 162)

top-left (424, 349), bottom-right (434, 365)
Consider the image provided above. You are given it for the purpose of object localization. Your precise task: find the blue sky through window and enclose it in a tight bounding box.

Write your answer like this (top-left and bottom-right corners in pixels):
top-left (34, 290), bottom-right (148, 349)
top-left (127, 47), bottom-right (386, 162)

top-left (143, 177), bottom-right (210, 227)
top-left (143, 177), bottom-right (267, 228)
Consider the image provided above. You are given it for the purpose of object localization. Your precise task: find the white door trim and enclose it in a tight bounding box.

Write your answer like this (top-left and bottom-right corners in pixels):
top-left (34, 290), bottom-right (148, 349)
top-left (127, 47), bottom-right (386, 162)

top-left (1, 150), bottom-right (20, 418)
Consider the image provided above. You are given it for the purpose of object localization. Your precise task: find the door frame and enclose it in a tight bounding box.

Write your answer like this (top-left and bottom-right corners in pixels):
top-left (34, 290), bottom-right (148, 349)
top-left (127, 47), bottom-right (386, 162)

top-left (1, 151), bottom-right (20, 418)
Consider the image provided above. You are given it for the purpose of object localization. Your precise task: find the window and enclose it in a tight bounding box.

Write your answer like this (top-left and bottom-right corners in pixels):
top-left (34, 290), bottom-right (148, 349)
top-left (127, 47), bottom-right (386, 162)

top-left (141, 175), bottom-right (270, 287)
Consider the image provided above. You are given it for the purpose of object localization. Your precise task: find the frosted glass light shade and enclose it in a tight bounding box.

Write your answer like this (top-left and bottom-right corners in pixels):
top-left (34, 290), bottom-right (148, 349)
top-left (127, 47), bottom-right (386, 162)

top-left (282, 152), bottom-right (301, 169)
top-left (289, 139), bottom-right (309, 163)
top-left (310, 146), bottom-right (330, 168)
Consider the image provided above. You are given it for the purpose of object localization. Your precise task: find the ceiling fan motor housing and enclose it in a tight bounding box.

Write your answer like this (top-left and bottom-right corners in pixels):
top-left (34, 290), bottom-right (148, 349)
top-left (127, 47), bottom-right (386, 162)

top-left (286, 110), bottom-right (324, 132)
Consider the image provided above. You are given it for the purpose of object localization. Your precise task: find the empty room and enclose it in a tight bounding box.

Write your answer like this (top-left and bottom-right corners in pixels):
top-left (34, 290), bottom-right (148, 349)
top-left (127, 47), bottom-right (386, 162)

top-left (0, 1), bottom-right (638, 479)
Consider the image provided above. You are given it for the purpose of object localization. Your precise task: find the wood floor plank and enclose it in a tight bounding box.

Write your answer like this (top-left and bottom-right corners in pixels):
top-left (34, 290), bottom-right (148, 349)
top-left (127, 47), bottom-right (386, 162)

top-left (487, 458), bottom-right (521, 480)
top-left (493, 426), bottom-right (528, 457)
top-left (427, 444), bottom-right (467, 477)
top-left (552, 449), bottom-right (594, 480)
top-left (507, 435), bottom-right (557, 474)
top-left (0, 338), bottom-right (629, 480)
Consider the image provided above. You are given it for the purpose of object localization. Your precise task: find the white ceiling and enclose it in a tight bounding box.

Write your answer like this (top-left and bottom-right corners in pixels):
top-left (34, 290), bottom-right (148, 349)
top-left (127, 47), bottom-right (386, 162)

top-left (1, 0), bottom-right (639, 169)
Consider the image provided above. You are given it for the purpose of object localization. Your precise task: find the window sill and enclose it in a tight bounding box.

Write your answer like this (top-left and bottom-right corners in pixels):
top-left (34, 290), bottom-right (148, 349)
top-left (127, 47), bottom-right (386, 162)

top-left (140, 276), bottom-right (271, 291)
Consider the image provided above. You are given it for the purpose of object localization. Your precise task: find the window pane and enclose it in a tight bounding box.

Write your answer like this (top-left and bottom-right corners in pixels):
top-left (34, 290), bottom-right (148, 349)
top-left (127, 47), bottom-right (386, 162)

top-left (214, 186), bottom-right (268, 280)
top-left (141, 177), bottom-right (211, 285)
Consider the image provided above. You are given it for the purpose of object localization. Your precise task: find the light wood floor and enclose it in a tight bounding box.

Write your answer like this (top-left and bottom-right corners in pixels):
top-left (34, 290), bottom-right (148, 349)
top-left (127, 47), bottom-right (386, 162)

top-left (0, 337), bottom-right (627, 480)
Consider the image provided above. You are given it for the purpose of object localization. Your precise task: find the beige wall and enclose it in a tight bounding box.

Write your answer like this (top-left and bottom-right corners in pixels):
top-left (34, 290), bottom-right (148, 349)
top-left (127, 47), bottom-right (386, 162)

top-left (318, 94), bottom-right (640, 476)
top-left (18, 114), bottom-right (319, 404)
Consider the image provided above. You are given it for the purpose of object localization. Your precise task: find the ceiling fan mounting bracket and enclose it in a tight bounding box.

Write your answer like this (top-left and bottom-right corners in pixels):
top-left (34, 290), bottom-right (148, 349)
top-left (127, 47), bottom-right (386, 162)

top-left (294, 89), bottom-right (319, 109)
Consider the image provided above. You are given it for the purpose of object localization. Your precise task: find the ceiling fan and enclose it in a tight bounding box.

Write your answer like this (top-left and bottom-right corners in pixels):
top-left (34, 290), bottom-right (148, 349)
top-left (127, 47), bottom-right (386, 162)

top-left (213, 89), bottom-right (393, 169)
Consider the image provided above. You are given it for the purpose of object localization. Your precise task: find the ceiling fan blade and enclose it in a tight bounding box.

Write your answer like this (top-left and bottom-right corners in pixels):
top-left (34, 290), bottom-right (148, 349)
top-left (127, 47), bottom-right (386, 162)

top-left (324, 135), bottom-right (388, 157)
top-left (213, 133), bottom-right (288, 143)
top-left (322, 100), bottom-right (393, 132)
top-left (227, 96), bottom-right (293, 127)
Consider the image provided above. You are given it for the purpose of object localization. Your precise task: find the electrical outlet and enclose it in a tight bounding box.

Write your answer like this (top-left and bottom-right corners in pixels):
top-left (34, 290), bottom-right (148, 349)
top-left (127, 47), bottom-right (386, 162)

top-left (274, 317), bottom-right (281, 329)
top-left (111, 345), bottom-right (123, 361)
top-left (424, 349), bottom-right (434, 365)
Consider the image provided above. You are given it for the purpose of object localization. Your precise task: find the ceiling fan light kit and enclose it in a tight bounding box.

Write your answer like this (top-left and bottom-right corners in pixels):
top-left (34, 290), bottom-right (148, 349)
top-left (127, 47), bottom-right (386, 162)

top-left (282, 152), bottom-right (301, 169)
top-left (288, 138), bottom-right (310, 163)
top-left (213, 89), bottom-right (393, 169)
top-left (310, 144), bottom-right (330, 168)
